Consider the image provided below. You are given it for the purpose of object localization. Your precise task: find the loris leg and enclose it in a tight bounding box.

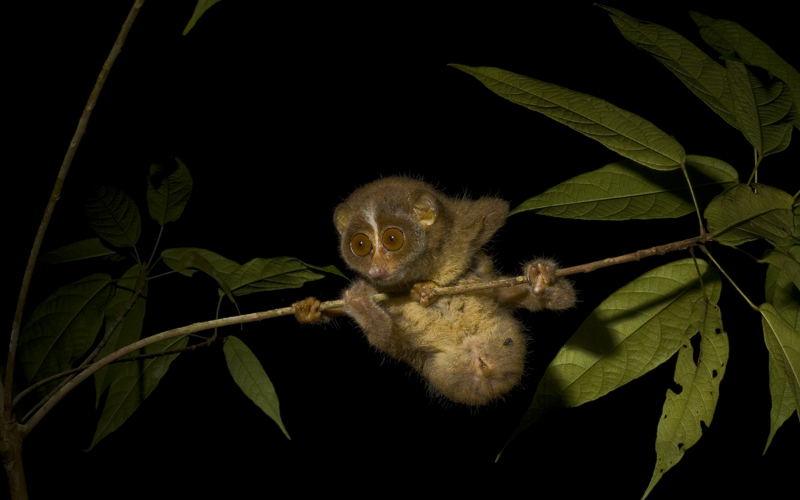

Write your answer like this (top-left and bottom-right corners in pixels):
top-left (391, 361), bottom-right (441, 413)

top-left (497, 258), bottom-right (576, 311)
top-left (344, 280), bottom-right (412, 361)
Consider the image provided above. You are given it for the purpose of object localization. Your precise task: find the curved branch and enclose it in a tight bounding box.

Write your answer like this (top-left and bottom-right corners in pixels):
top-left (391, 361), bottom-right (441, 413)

top-left (5, 0), bottom-right (146, 418)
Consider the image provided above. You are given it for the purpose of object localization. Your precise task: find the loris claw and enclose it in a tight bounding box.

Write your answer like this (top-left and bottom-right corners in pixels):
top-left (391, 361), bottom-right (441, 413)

top-left (410, 281), bottom-right (438, 308)
top-left (295, 176), bottom-right (576, 406)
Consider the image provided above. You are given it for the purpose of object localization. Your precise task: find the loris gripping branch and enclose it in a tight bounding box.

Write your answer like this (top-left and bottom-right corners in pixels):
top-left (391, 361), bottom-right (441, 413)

top-left (295, 177), bottom-right (576, 406)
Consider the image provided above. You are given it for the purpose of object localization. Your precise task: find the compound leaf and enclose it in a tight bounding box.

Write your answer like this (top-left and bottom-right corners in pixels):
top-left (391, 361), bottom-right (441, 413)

top-left (451, 64), bottom-right (685, 170)
top-left (511, 156), bottom-right (738, 219)
top-left (146, 157), bottom-right (193, 225)
top-left (705, 183), bottom-right (794, 247)
top-left (601, 5), bottom-right (737, 129)
top-left (85, 186), bottom-right (141, 248)
top-left (18, 274), bottom-right (113, 395)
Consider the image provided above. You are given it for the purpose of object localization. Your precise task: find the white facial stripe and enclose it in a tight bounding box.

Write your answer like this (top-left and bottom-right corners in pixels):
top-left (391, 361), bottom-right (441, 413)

top-left (360, 203), bottom-right (379, 242)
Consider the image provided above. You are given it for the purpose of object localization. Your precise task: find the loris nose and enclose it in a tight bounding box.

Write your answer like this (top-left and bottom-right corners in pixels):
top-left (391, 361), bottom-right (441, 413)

top-left (369, 265), bottom-right (385, 279)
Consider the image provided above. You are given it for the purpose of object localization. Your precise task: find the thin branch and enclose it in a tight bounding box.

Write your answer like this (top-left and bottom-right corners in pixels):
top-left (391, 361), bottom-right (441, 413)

top-left (5, 0), bottom-right (145, 419)
top-left (700, 245), bottom-right (760, 312)
top-left (22, 309), bottom-right (277, 435)
top-left (680, 163), bottom-right (706, 237)
top-left (148, 225), bottom-right (165, 266)
top-left (296, 234), bottom-right (710, 314)
top-left (18, 232), bottom-right (712, 434)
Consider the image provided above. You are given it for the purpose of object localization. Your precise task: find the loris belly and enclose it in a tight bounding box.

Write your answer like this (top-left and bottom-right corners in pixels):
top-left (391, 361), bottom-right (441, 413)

top-left (375, 282), bottom-right (526, 406)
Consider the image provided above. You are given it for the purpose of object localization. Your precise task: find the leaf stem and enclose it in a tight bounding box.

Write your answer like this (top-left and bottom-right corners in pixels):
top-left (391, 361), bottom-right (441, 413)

top-left (680, 163), bottom-right (706, 237)
top-left (148, 224), bottom-right (165, 266)
top-left (700, 245), bottom-right (760, 312)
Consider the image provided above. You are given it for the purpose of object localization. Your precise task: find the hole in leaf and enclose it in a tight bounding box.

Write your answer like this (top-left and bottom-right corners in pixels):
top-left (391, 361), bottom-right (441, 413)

top-left (712, 369), bottom-right (718, 378)
top-left (677, 443), bottom-right (684, 449)
top-left (690, 334), bottom-right (701, 366)
top-left (715, 328), bottom-right (722, 334)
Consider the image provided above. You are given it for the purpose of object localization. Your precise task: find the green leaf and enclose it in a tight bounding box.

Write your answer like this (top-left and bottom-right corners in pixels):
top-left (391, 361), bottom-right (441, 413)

top-left (763, 248), bottom-right (800, 292)
top-left (764, 245), bottom-right (800, 453)
top-left (727, 60), bottom-right (795, 157)
top-left (705, 183), bottom-right (794, 247)
top-left (600, 6), bottom-right (737, 130)
top-left (94, 265), bottom-right (148, 407)
top-left (146, 157), bottom-right (193, 225)
top-left (643, 300), bottom-right (728, 499)
top-left (760, 304), bottom-right (800, 450)
top-left (224, 336), bottom-right (290, 439)
top-left (224, 257), bottom-right (326, 296)
top-left (161, 247), bottom-right (241, 279)
top-left (510, 156), bottom-right (738, 219)
top-left (18, 274), bottom-right (113, 395)
top-left (38, 238), bottom-right (126, 266)
top-left (163, 250), bottom-right (237, 304)
top-left (501, 259), bottom-right (721, 456)
top-left (88, 333), bottom-right (188, 450)
top-left (85, 186), bottom-right (142, 248)
top-left (691, 11), bottom-right (800, 131)
top-left (451, 64), bottom-right (685, 170)
top-left (304, 263), bottom-right (349, 280)
top-left (183, 0), bottom-right (223, 35)
top-left (765, 245), bottom-right (800, 328)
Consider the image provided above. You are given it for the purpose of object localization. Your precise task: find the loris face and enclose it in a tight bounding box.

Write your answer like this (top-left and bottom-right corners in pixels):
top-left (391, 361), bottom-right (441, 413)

top-left (335, 203), bottom-right (429, 287)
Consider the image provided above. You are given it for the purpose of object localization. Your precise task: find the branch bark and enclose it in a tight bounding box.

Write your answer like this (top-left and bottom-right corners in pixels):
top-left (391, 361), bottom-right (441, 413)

top-left (2, 3), bottom-right (146, 499)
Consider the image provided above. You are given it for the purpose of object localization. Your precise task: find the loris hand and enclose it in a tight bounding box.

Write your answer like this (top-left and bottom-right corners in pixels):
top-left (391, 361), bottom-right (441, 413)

top-left (294, 297), bottom-right (325, 323)
top-left (410, 281), bottom-right (438, 307)
top-left (344, 280), bottom-right (394, 335)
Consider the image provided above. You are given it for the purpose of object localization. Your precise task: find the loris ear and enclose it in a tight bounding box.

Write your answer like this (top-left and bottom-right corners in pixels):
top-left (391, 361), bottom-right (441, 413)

top-left (409, 189), bottom-right (438, 226)
top-left (333, 204), bottom-right (351, 234)
top-left (471, 198), bottom-right (510, 248)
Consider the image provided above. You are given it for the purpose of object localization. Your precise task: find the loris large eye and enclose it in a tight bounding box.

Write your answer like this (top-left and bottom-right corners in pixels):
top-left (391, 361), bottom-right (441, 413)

top-left (350, 233), bottom-right (372, 256)
top-left (382, 228), bottom-right (404, 251)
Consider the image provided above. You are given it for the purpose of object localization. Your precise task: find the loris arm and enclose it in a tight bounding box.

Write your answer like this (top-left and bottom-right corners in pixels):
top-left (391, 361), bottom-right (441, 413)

top-left (496, 258), bottom-right (576, 311)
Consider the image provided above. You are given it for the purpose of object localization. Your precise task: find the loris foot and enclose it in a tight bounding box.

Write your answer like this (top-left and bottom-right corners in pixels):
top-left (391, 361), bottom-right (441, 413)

top-left (411, 281), bottom-right (438, 307)
top-left (526, 260), bottom-right (558, 295)
top-left (294, 297), bottom-right (324, 323)
top-left (524, 258), bottom-right (576, 311)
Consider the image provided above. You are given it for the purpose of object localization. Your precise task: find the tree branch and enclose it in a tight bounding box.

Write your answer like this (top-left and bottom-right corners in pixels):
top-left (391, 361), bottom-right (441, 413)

top-left (4, 0), bottom-right (146, 420)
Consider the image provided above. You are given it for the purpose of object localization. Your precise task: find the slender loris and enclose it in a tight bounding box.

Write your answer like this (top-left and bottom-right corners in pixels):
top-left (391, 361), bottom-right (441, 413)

top-left (295, 177), bottom-right (576, 405)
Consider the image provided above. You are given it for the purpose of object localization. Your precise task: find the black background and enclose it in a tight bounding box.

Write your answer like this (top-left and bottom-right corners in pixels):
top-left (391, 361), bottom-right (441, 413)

top-left (9, 0), bottom-right (798, 498)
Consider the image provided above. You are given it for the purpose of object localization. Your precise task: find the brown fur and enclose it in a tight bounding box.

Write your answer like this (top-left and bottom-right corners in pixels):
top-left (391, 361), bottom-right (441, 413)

top-left (296, 177), bottom-right (576, 405)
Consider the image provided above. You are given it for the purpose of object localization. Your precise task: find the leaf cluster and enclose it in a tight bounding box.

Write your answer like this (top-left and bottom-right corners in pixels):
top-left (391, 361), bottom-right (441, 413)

top-left (453, 6), bottom-right (798, 498)
top-left (15, 157), bottom-right (343, 449)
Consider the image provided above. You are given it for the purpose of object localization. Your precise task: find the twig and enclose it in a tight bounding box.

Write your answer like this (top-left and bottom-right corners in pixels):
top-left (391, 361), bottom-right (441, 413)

top-left (4, 0), bottom-right (146, 418)
top-left (19, 232), bottom-right (712, 434)
top-left (294, 234), bottom-right (710, 313)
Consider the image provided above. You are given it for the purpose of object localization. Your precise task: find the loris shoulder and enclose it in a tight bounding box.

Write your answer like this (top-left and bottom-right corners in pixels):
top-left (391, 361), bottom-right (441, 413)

top-left (295, 177), bottom-right (576, 406)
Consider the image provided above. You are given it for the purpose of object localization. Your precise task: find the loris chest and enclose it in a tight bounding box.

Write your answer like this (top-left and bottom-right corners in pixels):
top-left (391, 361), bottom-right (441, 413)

top-left (382, 291), bottom-right (517, 349)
